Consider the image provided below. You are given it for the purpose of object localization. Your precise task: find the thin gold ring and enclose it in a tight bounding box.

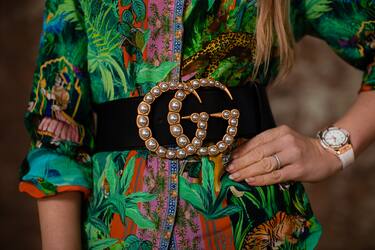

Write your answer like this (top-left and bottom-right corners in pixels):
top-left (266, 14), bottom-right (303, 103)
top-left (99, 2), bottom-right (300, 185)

top-left (272, 154), bottom-right (282, 170)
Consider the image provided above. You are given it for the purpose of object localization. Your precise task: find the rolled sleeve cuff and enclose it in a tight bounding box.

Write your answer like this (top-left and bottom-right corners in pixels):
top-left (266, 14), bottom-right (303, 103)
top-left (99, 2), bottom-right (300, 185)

top-left (19, 148), bottom-right (92, 199)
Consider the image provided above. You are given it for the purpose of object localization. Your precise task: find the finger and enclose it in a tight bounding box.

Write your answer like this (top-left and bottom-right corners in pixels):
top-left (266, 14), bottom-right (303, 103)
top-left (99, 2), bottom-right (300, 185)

top-left (244, 165), bottom-right (299, 186)
top-left (231, 125), bottom-right (292, 159)
top-left (229, 148), bottom-right (296, 181)
top-left (228, 134), bottom-right (288, 173)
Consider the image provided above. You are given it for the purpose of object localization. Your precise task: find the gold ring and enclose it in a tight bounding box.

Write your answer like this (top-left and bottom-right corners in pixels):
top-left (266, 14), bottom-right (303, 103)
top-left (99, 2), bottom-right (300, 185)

top-left (272, 154), bottom-right (282, 170)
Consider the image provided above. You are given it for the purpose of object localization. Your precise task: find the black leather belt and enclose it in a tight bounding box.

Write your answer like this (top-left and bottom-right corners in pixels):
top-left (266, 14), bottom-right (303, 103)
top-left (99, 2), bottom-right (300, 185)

top-left (93, 83), bottom-right (275, 153)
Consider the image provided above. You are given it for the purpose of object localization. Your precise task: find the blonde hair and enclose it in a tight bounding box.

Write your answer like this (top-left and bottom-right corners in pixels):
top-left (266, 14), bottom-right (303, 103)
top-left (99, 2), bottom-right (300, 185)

top-left (254, 0), bottom-right (295, 80)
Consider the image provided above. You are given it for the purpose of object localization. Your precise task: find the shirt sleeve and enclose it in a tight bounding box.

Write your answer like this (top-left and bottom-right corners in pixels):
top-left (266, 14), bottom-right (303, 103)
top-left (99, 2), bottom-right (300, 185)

top-left (19, 0), bottom-right (94, 199)
top-left (301, 1), bottom-right (375, 92)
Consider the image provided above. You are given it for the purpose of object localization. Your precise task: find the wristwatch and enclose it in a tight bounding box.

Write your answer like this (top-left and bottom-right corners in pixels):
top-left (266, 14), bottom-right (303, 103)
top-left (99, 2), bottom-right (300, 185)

top-left (317, 126), bottom-right (355, 169)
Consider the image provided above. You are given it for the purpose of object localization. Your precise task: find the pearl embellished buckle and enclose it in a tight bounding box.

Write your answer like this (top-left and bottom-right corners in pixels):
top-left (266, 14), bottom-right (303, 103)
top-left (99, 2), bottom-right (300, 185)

top-left (136, 78), bottom-right (240, 159)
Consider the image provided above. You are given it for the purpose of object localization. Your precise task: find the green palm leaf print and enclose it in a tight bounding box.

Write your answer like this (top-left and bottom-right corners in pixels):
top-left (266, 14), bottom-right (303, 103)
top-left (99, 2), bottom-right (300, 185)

top-left (179, 157), bottom-right (242, 219)
top-left (305, 0), bottom-right (333, 19)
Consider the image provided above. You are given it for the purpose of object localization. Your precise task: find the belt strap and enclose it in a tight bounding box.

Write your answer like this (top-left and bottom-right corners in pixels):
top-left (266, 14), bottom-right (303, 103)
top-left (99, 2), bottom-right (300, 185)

top-left (93, 83), bottom-right (275, 152)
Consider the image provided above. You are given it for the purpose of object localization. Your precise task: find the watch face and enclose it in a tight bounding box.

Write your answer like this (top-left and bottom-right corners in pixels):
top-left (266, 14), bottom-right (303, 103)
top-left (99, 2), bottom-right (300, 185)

top-left (322, 128), bottom-right (349, 149)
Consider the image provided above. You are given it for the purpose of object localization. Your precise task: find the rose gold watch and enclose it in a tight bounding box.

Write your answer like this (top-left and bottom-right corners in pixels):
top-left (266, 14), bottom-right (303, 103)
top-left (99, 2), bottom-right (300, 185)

top-left (317, 127), bottom-right (355, 169)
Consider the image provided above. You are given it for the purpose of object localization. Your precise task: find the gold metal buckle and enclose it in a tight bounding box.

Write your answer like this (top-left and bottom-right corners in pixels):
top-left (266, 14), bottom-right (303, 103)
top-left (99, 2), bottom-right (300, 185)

top-left (136, 78), bottom-right (240, 159)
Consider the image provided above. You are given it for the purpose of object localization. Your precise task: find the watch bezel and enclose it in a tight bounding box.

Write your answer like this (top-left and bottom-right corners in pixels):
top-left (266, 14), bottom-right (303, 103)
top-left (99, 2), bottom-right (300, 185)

top-left (319, 127), bottom-right (350, 151)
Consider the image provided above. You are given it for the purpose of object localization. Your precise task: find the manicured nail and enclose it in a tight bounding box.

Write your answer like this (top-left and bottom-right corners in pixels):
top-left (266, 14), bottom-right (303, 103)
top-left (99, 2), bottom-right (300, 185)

top-left (229, 173), bottom-right (240, 180)
top-left (245, 177), bottom-right (255, 183)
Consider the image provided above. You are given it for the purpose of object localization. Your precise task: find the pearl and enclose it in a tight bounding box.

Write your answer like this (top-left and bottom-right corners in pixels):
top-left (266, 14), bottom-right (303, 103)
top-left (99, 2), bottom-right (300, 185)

top-left (222, 110), bottom-right (231, 119)
top-left (224, 134), bottom-right (234, 145)
top-left (198, 121), bottom-right (207, 129)
top-left (191, 113), bottom-right (200, 123)
top-left (200, 112), bottom-right (209, 121)
top-left (177, 135), bottom-right (189, 147)
top-left (137, 115), bottom-right (149, 127)
top-left (170, 125), bottom-right (183, 136)
top-left (186, 144), bottom-right (196, 154)
top-left (166, 149), bottom-right (176, 159)
top-left (200, 78), bottom-right (208, 86)
top-left (175, 90), bottom-right (186, 100)
top-left (214, 81), bottom-right (221, 87)
top-left (196, 129), bottom-right (206, 139)
top-left (231, 109), bottom-right (240, 118)
top-left (157, 146), bottom-right (167, 157)
top-left (159, 82), bottom-right (169, 92)
top-left (191, 80), bottom-right (200, 89)
top-left (208, 145), bottom-right (219, 155)
top-left (192, 138), bottom-right (202, 147)
top-left (229, 118), bottom-right (238, 126)
top-left (208, 79), bottom-right (215, 86)
top-left (151, 86), bottom-right (161, 96)
top-left (144, 93), bottom-right (154, 104)
top-left (138, 102), bottom-right (150, 114)
top-left (146, 138), bottom-right (158, 151)
top-left (168, 113), bottom-right (180, 124)
top-left (227, 126), bottom-right (237, 136)
top-left (217, 141), bottom-right (227, 152)
top-left (139, 128), bottom-right (151, 140)
top-left (177, 149), bottom-right (187, 159)
top-left (169, 99), bottom-right (181, 111)
top-left (198, 147), bottom-right (208, 155)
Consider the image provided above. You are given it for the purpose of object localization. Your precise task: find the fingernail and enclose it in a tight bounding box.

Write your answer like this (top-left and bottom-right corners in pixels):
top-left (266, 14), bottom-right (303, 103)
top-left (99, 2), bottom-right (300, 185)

top-left (229, 173), bottom-right (240, 180)
top-left (245, 177), bottom-right (255, 183)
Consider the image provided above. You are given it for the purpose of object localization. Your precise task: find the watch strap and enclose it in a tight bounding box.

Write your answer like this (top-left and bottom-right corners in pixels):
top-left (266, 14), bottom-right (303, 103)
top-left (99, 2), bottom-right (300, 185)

top-left (337, 145), bottom-right (355, 169)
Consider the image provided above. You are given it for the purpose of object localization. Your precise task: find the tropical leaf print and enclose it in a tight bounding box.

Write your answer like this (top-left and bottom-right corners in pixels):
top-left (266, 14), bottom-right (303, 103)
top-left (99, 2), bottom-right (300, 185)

top-left (132, 0), bottom-right (147, 22)
top-left (89, 238), bottom-right (119, 250)
top-left (123, 234), bottom-right (152, 250)
top-left (135, 61), bottom-right (178, 85)
top-left (81, 1), bottom-right (128, 100)
top-left (103, 154), bottom-right (156, 227)
top-left (120, 0), bottom-right (147, 22)
top-left (55, 0), bottom-right (84, 30)
top-left (304, 0), bottom-right (333, 19)
top-left (85, 152), bottom-right (157, 243)
top-left (179, 157), bottom-right (242, 219)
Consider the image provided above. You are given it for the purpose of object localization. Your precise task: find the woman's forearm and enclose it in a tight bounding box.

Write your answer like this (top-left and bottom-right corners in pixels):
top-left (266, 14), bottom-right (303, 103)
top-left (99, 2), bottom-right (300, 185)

top-left (37, 192), bottom-right (82, 250)
top-left (334, 90), bottom-right (375, 157)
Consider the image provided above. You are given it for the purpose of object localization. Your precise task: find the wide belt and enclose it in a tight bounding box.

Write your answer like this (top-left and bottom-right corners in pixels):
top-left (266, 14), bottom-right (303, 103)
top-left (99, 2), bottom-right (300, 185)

top-left (93, 82), bottom-right (275, 156)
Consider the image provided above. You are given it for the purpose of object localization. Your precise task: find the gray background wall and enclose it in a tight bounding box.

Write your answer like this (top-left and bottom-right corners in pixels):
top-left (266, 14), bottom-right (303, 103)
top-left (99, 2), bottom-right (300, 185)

top-left (0, 1), bottom-right (374, 249)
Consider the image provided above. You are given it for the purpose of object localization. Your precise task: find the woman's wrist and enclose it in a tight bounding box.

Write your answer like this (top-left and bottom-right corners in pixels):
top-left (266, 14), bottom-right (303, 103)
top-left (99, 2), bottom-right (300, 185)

top-left (316, 126), bottom-right (355, 169)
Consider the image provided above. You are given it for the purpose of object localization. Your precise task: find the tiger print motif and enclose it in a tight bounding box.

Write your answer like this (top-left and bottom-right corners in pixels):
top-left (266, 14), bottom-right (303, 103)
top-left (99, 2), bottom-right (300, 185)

top-left (182, 32), bottom-right (256, 77)
top-left (242, 211), bottom-right (310, 250)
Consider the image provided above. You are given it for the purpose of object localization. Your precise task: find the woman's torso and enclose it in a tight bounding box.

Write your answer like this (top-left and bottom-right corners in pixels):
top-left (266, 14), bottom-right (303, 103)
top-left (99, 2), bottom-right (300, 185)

top-left (25, 0), bottom-right (375, 249)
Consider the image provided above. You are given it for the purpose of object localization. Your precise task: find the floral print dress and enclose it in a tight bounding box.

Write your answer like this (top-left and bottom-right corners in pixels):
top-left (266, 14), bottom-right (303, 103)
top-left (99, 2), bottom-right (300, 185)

top-left (19, 0), bottom-right (374, 249)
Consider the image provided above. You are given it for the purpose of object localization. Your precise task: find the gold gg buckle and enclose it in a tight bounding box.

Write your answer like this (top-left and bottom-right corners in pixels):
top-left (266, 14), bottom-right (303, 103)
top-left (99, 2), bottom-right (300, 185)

top-left (136, 78), bottom-right (240, 159)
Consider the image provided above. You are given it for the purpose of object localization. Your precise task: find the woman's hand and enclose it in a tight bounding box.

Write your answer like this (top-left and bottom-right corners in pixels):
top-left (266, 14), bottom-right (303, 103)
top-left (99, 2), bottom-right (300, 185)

top-left (226, 125), bottom-right (343, 186)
